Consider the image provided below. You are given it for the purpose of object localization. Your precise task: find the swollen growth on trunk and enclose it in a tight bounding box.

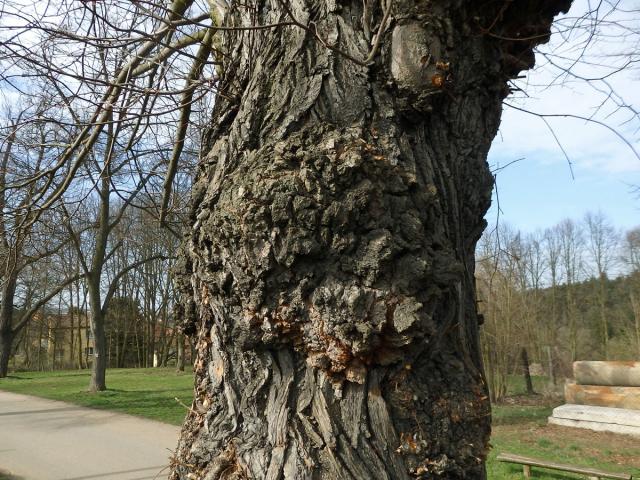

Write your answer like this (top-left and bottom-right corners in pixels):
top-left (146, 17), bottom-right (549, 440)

top-left (171, 1), bottom-right (571, 478)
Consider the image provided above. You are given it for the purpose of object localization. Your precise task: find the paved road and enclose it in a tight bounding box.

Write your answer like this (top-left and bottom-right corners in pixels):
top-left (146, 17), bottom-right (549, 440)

top-left (0, 391), bottom-right (181, 480)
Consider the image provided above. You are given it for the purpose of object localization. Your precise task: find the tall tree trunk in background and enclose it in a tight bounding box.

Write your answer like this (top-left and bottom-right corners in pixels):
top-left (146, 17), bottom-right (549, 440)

top-left (0, 328), bottom-right (12, 378)
top-left (0, 274), bottom-right (18, 377)
top-left (69, 307), bottom-right (75, 367)
top-left (135, 325), bottom-right (142, 368)
top-left (546, 345), bottom-right (556, 387)
top-left (86, 154), bottom-right (112, 391)
top-left (598, 276), bottom-right (609, 359)
top-left (77, 319), bottom-right (83, 369)
top-left (631, 293), bottom-right (640, 357)
top-left (113, 326), bottom-right (118, 368)
top-left (176, 333), bottom-right (185, 372)
top-left (120, 319), bottom-right (131, 369)
top-left (23, 323), bottom-right (31, 369)
top-left (37, 317), bottom-right (44, 371)
top-left (89, 280), bottom-right (108, 391)
top-left (76, 279), bottom-right (84, 369)
top-left (567, 286), bottom-right (578, 361)
top-left (172, 1), bottom-right (571, 478)
top-left (521, 347), bottom-right (535, 395)
top-left (47, 317), bottom-right (55, 370)
top-left (162, 326), bottom-right (177, 367)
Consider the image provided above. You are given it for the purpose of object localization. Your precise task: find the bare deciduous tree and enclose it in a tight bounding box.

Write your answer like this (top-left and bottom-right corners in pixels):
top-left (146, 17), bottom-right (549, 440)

top-left (584, 211), bottom-right (619, 359)
top-left (0, 106), bottom-right (83, 377)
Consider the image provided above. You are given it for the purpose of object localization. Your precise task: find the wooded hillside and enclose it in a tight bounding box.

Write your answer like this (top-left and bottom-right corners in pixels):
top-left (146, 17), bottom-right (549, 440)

top-left (478, 214), bottom-right (640, 400)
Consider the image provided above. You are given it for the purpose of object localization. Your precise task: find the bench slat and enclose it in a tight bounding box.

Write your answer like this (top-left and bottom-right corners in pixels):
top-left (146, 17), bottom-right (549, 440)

top-left (497, 453), bottom-right (632, 480)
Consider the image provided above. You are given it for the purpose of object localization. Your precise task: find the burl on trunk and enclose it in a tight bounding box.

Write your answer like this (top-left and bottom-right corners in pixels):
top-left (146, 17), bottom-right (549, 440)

top-left (171, 1), bottom-right (571, 478)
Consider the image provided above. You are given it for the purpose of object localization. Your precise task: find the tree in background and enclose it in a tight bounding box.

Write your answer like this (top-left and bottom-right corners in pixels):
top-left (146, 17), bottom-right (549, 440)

top-left (623, 227), bottom-right (640, 356)
top-left (478, 214), bottom-right (640, 401)
top-left (584, 211), bottom-right (619, 359)
top-left (0, 0), bottom-right (199, 387)
top-left (0, 105), bottom-right (83, 377)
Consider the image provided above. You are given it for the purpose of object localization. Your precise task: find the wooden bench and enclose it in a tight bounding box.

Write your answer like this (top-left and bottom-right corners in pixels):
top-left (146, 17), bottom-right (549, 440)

top-left (497, 453), bottom-right (633, 479)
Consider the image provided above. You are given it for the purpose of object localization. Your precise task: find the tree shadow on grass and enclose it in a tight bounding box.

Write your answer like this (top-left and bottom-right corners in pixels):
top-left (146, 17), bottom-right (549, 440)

top-left (88, 388), bottom-right (188, 395)
top-left (0, 406), bottom-right (85, 417)
top-left (3, 371), bottom-right (88, 380)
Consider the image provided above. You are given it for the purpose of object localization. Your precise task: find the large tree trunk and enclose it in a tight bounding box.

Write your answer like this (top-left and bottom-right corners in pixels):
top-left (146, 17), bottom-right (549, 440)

top-left (87, 169), bottom-right (111, 390)
top-left (0, 327), bottom-right (13, 378)
top-left (521, 347), bottom-right (535, 395)
top-left (89, 281), bottom-right (108, 391)
top-left (90, 313), bottom-right (108, 392)
top-left (171, 1), bottom-right (570, 478)
top-left (176, 333), bottom-right (185, 372)
top-left (0, 274), bottom-right (18, 378)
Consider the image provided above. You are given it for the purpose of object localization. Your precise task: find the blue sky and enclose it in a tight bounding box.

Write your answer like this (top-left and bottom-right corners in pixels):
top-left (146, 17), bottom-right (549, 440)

top-left (487, 148), bottom-right (639, 232)
top-left (486, 1), bottom-right (640, 234)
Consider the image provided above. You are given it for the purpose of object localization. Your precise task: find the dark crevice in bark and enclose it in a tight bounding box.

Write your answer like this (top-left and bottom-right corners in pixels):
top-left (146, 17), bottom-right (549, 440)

top-left (171, 1), bottom-right (572, 478)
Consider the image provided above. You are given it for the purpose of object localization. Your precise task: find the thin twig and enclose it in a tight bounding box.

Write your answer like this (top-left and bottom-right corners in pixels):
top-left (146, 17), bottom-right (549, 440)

top-left (364, 0), bottom-right (393, 64)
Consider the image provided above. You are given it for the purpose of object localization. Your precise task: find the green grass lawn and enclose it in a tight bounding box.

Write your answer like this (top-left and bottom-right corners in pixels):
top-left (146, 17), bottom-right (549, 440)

top-left (0, 368), bottom-right (193, 425)
top-left (2, 370), bottom-right (639, 479)
top-left (489, 403), bottom-right (640, 479)
top-left (488, 375), bottom-right (640, 479)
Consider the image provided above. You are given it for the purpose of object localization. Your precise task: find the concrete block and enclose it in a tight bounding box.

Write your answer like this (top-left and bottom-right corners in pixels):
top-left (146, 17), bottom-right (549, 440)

top-left (574, 361), bottom-right (640, 387)
top-left (565, 383), bottom-right (640, 410)
top-left (548, 404), bottom-right (640, 437)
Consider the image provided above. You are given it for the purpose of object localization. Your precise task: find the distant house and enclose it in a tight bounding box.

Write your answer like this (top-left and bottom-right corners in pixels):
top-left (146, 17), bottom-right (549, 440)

top-left (13, 309), bottom-right (92, 370)
top-left (11, 300), bottom-right (189, 370)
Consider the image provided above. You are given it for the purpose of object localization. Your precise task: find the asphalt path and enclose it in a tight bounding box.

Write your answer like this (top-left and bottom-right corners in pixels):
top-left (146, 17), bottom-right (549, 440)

top-left (0, 391), bottom-right (181, 480)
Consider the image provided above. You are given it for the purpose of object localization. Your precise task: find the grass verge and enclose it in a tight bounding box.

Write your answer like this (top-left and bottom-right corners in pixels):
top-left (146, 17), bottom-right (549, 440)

top-left (0, 368), bottom-right (193, 425)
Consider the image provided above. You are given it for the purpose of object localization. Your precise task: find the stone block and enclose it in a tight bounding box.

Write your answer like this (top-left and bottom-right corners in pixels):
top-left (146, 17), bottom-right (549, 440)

top-left (564, 383), bottom-right (640, 410)
top-left (548, 404), bottom-right (640, 437)
top-left (574, 361), bottom-right (640, 387)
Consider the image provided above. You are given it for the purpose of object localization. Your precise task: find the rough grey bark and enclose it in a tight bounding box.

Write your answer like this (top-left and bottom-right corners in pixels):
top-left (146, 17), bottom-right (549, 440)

top-left (0, 274), bottom-right (18, 378)
top-left (172, 1), bottom-right (571, 478)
